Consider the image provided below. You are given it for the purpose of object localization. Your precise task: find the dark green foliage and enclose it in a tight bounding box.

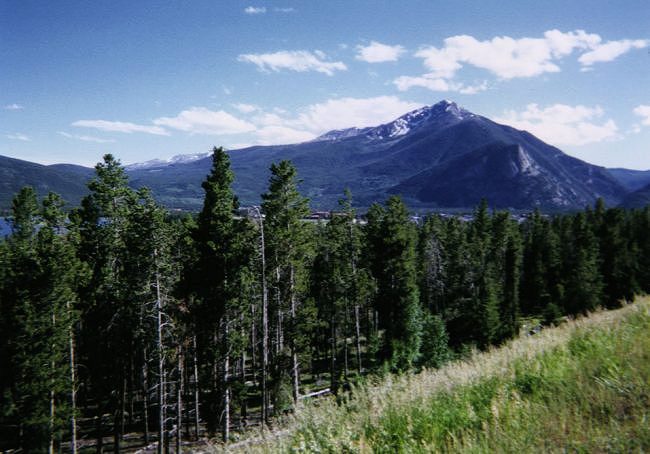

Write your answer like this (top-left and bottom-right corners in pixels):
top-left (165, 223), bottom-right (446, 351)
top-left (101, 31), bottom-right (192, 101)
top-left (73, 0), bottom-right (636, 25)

top-left (418, 313), bottom-right (450, 369)
top-left (0, 189), bottom-right (85, 451)
top-left (561, 212), bottom-right (603, 314)
top-left (520, 209), bottom-right (563, 314)
top-left (3, 151), bottom-right (650, 450)
top-left (262, 160), bottom-right (314, 406)
top-left (366, 196), bottom-right (423, 371)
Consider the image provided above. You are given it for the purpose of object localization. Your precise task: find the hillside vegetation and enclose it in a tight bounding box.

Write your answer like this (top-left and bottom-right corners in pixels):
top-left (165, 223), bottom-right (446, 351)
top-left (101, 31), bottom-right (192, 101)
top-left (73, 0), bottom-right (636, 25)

top-left (229, 298), bottom-right (650, 453)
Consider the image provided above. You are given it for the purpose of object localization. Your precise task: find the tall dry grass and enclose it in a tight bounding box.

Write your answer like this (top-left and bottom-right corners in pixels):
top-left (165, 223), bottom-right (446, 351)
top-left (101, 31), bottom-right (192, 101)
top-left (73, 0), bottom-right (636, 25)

top-left (218, 298), bottom-right (650, 453)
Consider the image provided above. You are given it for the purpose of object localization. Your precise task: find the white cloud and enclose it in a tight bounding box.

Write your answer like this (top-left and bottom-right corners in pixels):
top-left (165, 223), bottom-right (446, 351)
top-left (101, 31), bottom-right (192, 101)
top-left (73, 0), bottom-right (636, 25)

top-left (291, 96), bottom-right (422, 133)
top-left (153, 107), bottom-right (256, 135)
top-left (254, 126), bottom-right (316, 145)
top-left (634, 105), bottom-right (650, 126)
top-left (396, 29), bottom-right (647, 93)
top-left (238, 50), bottom-right (347, 76)
top-left (394, 74), bottom-right (487, 94)
top-left (72, 119), bottom-right (169, 135)
top-left (233, 96), bottom-right (422, 145)
top-left (4, 103), bottom-right (24, 110)
top-left (58, 131), bottom-right (115, 143)
top-left (6, 133), bottom-right (30, 141)
top-left (579, 39), bottom-right (648, 66)
top-left (244, 6), bottom-right (266, 14)
top-left (495, 103), bottom-right (619, 146)
top-left (232, 103), bottom-right (260, 114)
top-left (356, 41), bottom-right (405, 63)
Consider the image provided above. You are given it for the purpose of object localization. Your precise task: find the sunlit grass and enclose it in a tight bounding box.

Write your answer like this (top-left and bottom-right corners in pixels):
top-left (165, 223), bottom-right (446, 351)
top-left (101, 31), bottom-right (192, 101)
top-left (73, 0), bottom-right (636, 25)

top-left (222, 297), bottom-right (650, 453)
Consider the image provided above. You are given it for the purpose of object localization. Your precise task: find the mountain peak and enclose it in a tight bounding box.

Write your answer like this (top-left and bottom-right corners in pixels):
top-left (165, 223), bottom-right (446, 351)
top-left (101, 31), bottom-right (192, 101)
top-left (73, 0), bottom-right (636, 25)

top-left (314, 100), bottom-right (473, 143)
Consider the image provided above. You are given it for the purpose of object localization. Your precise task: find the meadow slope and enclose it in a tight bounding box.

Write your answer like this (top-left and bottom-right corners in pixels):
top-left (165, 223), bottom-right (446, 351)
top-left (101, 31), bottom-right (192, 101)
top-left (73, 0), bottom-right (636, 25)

top-left (221, 298), bottom-right (650, 453)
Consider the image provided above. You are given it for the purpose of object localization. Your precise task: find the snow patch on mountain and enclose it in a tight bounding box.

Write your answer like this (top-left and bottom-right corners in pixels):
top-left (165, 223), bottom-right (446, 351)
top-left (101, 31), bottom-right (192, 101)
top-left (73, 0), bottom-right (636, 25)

top-left (314, 100), bottom-right (473, 143)
top-left (126, 152), bottom-right (211, 170)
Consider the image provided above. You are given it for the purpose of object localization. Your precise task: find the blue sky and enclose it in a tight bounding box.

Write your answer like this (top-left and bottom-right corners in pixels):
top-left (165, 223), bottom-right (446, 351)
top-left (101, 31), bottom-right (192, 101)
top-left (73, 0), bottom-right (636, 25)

top-left (1, 0), bottom-right (649, 169)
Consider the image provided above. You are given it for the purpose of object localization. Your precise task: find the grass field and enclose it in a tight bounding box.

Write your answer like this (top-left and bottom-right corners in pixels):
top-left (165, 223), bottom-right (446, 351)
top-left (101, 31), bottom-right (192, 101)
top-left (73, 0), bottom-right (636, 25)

top-left (223, 298), bottom-right (650, 453)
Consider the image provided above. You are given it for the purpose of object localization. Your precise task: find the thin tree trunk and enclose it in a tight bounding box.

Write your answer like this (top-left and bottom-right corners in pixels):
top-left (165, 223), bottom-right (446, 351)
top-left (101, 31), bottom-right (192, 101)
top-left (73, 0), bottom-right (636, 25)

top-left (223, 319), bottom-right (230, 443)
top-left (354, 304), bottom-right (362, 375)
top-left (276, 266), bottom-right (283, 354)
top-left (176, 346), bottom-right (183, 454)
top-left (253, 206), bottom-right (269, 426)
top-left (330, 317), bottom-right (337, 394)
top-left (192, 336), bottom-right (200, 440)
top-left (290, 265), bottom-right (299, 403)
top-left (343, 302), bottom-right (349, 380)
top-left (49, 312), bottom-right (56, 454)
top-left (68, 301), bottom-right (78, 454)
top-left (261, 256), bottom-right (268, 426)
top-left (156, 256), bottom-right (165, 454)
top-left (143, 348), bottom-right (150, 444)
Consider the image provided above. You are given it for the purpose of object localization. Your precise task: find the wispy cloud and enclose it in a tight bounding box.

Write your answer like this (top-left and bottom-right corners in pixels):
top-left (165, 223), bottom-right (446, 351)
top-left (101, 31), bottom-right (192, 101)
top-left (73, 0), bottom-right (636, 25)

top-left (6, 133), bottom-right (30, 141)
top-left (356, 41), bottom-right (406, 63)
top-left (232, 103), bottom-right (260, 114)
top-left (58, 131), bottom-right (115, 143)
top-left (579, 39), bottom-right (648, 66)
top-left (72, 119), bottom-right (169, 135)
top-left (395, 29), bottom-right (648, 93)
top-left (633, 105), bottom-right (650, 127)
top-left (153, 107), bottom-right (256, 135)
top-left (244, 6), bottom-right (266, 14)
top-left (394, 75), bottom-right (487, 94)
top-left (273, 7), bottom-right (294, 13)
top-left (238, 96), bottom-right (423, 146)
top-left (495, 103), bottom-right (619, 146)
top-left (4, 103), bottom-right (24, 110)
top-left (238, 50), bottom-right (347, 76)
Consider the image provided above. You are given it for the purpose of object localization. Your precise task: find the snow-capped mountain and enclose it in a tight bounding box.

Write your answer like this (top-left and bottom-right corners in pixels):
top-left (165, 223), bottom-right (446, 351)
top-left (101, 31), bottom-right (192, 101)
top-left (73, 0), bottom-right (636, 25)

top-left (125, 152), bottom-right (211, 170)
top-left (1, 100), bottom-right (633, 211)
top-left (126, 100), bottom-right (626, 210)
top-left (314, 100), bottom-right (473, 143)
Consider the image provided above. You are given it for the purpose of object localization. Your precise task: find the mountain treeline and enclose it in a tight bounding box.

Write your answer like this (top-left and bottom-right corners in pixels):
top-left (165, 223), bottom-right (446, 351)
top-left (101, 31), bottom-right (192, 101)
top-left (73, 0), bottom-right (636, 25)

top-left (1, 148), bottom-right (648, 452)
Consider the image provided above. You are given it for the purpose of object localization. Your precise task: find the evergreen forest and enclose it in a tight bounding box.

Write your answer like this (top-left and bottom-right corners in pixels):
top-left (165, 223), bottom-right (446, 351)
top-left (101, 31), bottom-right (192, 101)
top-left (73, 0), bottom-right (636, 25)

top-left (1, 147), bottom-right (648, 452)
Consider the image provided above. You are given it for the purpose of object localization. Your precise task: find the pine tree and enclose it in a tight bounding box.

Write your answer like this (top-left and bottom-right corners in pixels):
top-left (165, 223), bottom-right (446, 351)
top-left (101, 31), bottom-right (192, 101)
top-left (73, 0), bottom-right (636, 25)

top-left (561, 212), bottom-right (603, 314)
top-left (74, 154), bottom-right (138, 452)
top-left (1, 189), bottom-right (86, 452)
top-left (365, 196), bottom-right (422, 371)
top-left (261, 160), bottom-right (312, 406)
top-left (191, 147), bottom-right (254, 440)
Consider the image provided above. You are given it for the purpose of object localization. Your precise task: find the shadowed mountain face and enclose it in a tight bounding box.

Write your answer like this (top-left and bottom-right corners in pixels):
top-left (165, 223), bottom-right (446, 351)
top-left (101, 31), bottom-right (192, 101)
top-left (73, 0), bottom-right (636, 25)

top-left (0, 101), bottom-right (634, 211)
top-left (620, 182), bottom-right (650, 209)
top-left (0, 155), bottom-right (93, 210)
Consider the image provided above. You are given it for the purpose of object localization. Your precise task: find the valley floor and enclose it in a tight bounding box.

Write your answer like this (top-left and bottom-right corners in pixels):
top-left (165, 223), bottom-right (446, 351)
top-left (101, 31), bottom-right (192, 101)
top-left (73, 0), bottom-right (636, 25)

top-left (219, 297), bottom-right (650, 453)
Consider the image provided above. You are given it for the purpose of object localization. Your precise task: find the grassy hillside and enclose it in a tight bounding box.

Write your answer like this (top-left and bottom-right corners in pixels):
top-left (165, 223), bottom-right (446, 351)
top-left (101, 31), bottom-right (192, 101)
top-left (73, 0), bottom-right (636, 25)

top-left (226, 299), bottom-right (650, 452)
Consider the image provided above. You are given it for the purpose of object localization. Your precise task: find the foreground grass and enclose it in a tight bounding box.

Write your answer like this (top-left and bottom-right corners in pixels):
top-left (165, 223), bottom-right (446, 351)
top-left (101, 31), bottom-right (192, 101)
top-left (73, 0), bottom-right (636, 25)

top-left (227, 299), bottom-right (650, 453)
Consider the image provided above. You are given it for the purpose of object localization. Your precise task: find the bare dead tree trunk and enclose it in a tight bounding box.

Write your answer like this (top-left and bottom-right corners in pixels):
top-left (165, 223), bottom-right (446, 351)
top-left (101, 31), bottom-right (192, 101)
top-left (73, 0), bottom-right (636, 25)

top-left (176, 346), bottom-right (183, 454)
top-left (258, 209), bottom-right (269, 427)
top-left (223, 319), bottom-right (230, 443)
top-left (276, 266), bottom-right (283, 355)
top-left (143, 348), bottom-right (150, 444)
top-left (348, 218), bottom-right (362, 375)
top-left (156, 255), bottom-right (165, 454)
top-left (192, 336), bottom-right (200, 440)
top-left (330, 316), bottom-right (338, 394)
top-left (289, 265), bottom-right (299, 403)
top-left (49, 312), bottom-right (56, 454)
top-left (68, 301), bottom-right (78, 454)
top-left (343, 302), bottom-right (349, 380)
top-left (354, 304), bottom-right (362, 375)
